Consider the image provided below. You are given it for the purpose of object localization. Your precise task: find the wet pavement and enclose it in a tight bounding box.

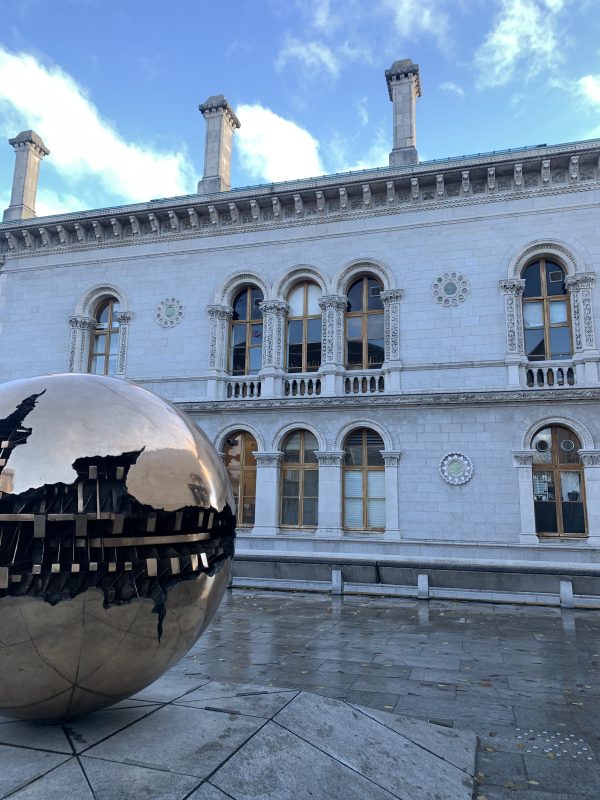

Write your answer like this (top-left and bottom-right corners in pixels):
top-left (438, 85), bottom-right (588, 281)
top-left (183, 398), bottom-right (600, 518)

top-left (183, 590), bottom-right (600, 800)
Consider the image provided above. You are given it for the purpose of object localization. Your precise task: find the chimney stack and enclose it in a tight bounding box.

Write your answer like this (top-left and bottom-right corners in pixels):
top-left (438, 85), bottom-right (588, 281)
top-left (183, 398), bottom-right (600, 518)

top-left (3, 130), bottom-right (50, 222)
top-left (197, 95), bottom-right (240, 194)
top-left (385, 60), bottom-right (421, 167)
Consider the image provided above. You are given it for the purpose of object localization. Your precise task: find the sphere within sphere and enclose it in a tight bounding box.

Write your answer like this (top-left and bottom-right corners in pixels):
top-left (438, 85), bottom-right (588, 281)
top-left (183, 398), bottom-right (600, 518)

top-left (0, 374), bottom-right (236, 721)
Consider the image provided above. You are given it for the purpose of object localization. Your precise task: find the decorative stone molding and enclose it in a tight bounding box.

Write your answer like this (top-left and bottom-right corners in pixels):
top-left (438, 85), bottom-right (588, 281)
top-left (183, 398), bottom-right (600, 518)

top-left (114, 311), bottom-right (132, 375)
top-left (318, 295), bottom-right (347, 367)
top-left (274, 265), bottom-right (328, 299)
top-left (334, 418), bottom-right (393, 451)
top-left (509, 240), bottom-right (582, 279)
top-left (432, 272), bottom-right (470, 307)
top-left (207, 304), bottom-right (233, 372)
top-left (271, 421), bottom-right (326, 451)
top-left (520, 416), bottom-right (595, 451)
top-left (334, 259), bottom-right (393, 296)
top-left (79, 284), bottom-right (127, 316)
top-left (155, 298), bottom-right (184, 328)
top-left (252, 451), bottom-right (283, 467)
top-left (439, 453), bottom-right (474, 485)
top-left (565, 273), bottom-right (596, 352)
top-left (512, 450), bottom-right (534, 467)
top-left (381, 450), bottom-right (402, 467)
top-left (259, 300), bottom-right (288, 371)
top-left (579, 451), bottom-right (600, 467)
top-left (67, 315), bottom-right (95, 372)
top-left (213, 422), bottom-right (265, 452)
top-left (381, 289), bottom-right (404, 362)
top-left (500, 278), bottom-right (526, 356)
top-left (316, 450), bottom-right (345, 467)
top-left (216, 271), bottom-right (269, 306)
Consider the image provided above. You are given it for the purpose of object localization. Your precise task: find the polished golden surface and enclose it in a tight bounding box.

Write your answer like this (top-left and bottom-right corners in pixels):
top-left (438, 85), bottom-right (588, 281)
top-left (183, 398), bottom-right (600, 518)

top-left (0, 374), bottom-right (235, 721)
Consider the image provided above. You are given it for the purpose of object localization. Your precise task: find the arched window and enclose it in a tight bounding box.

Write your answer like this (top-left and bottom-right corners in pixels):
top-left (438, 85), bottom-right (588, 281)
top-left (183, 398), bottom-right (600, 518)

top-left (343, 429), bottom-right (385, 530)
top-left (88, 297), bottom-right (120, 375)
top-left (223, 431), bottom-right (257, 527)
top-left (286, 282), bottom-right (322, 373)
top-left (532, 425), bottom-right (586, 537)
top-left (280, 430), bottom-right (318, 528)
top-left (522, 260), bottom-right (572, 361)
top-left (230, 287), bottom-right (263, 375)
top-left (346, 276), bottom-right (384, 370)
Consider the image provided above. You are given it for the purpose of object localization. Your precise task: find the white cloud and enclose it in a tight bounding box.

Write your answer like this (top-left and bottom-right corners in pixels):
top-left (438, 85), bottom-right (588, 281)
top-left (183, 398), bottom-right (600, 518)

top-left (326, 129), bottom-right (389, 173)
top-left (0, 47), bottom-right (194, 213)
top-left (439, 81), bottom-right (465, 97)
top-left (235, 104), bottom-right (324, 182)
top-left (275, 37), bottom-right (341, 79)
top-left (474, 0), bottom-right (567, 89)
top-left (379, 0), bottom-right (450, 46)
top-left (577, 74), bottom-right (600, 108)
top-left (356, 96), bottom-right (369, 126)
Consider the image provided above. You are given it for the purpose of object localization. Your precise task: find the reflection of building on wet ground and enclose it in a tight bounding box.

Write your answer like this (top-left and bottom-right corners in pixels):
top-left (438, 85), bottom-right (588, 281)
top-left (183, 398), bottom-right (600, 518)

top-left (1, 60), bottom-right (600, 605)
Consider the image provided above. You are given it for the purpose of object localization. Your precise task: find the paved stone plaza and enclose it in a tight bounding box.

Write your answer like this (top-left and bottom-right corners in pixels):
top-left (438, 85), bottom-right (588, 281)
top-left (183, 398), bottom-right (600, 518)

top-left (1, 590), bottom-right (599, 798)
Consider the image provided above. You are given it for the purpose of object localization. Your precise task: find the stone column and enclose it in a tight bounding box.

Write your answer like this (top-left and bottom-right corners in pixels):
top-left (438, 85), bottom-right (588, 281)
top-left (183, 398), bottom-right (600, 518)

top-left (197, 96), bottom-right (240, 194)
top-left (565, 273), bottom-right (599, 385)
top-left (512, 451), bottom-right (537, 545)
top-left (316, 450), bottom-right (345, 535)
top-left (579, 452), bottom-right (600, 546)
top-left (115, 311), bottom-right (133, 376)
top-left (259, 300), bottom-right (288, 398)
top-left (252, 452), bottom-right (283, 536)
top-left (500, 278), bottom-right (526, 386)
top-left (318, 295), bottom-right (346, 395)
top-left (381, 289), bottom-right (404, 392)
top-left (67, 316), bottom-right (95, 373)
top-left (382, 451), bottom-right (402, 535)
top-left (206, 304), bottom-right (233, 399)
top-left (385, 60), bottom-right (421, 167)
top-left (3, 131), bottom-right (50, 222)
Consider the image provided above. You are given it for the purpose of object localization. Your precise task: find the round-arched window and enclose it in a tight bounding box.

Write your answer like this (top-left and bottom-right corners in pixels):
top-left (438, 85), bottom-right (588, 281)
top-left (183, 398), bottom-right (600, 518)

top-left (346, 276), bottom-right (384, 370)
top-left (522, 260), bottom-right (572, 361)
top-left (223, 431), bottom-right (257, 527)
top-left (88, 297), bottom-right (120, 376)
top-left (286, 282), bottom-right (322, 373)
top-left (280, 430), bottom-right (319, 528)
top-left (532, 425), bottom-right (586, 537)
top-left (230, 287), bottom-right (263, 375)
top-left (343, 428), bottom-right (385, 530)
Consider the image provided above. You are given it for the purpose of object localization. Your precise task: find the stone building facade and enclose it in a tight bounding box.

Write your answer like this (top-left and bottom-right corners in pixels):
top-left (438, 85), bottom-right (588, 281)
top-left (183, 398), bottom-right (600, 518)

top-left (1, 60), bottom-right (600, 602)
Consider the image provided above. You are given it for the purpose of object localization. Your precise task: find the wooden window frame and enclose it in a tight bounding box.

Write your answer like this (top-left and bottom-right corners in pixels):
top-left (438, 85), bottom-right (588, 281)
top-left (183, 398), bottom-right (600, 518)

top-left (522, 259), bottom-right (572, 362)
top-left (343, 429), bottom-right (385, 532)
top-left (285, 282), bottom-right (322, 374)
top-left (229, 287), bottom-right (263, 376)
top-left (223, 431), bottom-right (257, 528)
top-left (345, 276), bottom-right (384, 371)
top-left (532, 426), bottom-right (587, 539)
top-left (88, 297), bottom-right (120, 376)
top-left (280, 430), bottom-right (319, 529)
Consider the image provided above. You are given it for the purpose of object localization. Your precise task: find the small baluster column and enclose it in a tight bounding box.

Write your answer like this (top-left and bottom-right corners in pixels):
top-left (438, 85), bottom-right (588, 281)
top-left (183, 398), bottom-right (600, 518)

top-left (315, 450), bottom-right (345, 535)
top-left (565, 273), bottom-right (599, 385)
top-left (252, 451), bottom-right (283, 535)
top-left (318, 295), bottom-right (346, 395)
top-left (206, 304), bottom-right (233, 399)
top-left (381, 289), bottom-right (404, 392)
top-left (499, 279), bottom-right (526, 386)
top-left (67, 315), bottom-right (96, 373)
top-left (259, 300), bottom-right (288, 398)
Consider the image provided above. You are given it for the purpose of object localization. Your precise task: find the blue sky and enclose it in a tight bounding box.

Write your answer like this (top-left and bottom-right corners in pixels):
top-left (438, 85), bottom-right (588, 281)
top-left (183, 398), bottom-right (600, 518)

top-left (1, 0), bottom-right (599, 216)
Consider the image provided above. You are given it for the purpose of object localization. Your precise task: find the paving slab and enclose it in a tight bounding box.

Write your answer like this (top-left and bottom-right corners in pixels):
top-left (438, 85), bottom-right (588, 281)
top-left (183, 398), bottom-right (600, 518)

top-left (0, 719), bottom-right (72, 753)
top-left (0, 746), bottom-right (69, 799)
top-left (81, 756), bottom-right (201, 800)
top-left (63, 703), bottom-right (161, 752)
top-left (2, 757), bottom-right (87, 800)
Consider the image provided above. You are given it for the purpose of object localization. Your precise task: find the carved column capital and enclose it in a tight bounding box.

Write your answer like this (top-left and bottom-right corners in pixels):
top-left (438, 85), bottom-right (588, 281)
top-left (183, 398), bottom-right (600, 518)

top-left (115, 311), bottom-right (134, 325)
top-left (318, 294), bottom-right (347, 312)
top-left (207, 304), bottom-right (233, 321)
top-left (259, 299), bottom-right (289, 317)
top-left (69, 315), bottom-right (96, 332)
top-left (381, 450), bottom-right (402, 467)
top-left (512, 450), bottom-right (534, 467)
top-left (578, 450), bottom-right (600, 467)
top-left (380, 289), bottom-right (404, 304)
top-left (499, 278), bottom-right (526, 296)
top-left (316, 450), bottom-right (345, 467)
top-left (565, 272), bottom-right (595, 291)
top-left (253, 451), bottom-right (284, 467)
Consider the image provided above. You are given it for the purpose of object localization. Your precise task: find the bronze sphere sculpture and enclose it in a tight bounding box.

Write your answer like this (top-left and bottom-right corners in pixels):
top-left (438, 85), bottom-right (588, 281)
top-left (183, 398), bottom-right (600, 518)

top-left (0, 374), bottom-right (236, 721)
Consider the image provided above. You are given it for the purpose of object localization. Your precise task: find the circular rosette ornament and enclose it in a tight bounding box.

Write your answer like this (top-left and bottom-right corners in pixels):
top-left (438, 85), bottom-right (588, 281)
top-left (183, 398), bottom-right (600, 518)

top-left (156, 297), bottom-right (184, 327)
top-left (432, 272), bottom-right (470, 307)
top-left (439, 453), bottom-right (474, 486)
top-left (0, 373), bottom-right (236, 720)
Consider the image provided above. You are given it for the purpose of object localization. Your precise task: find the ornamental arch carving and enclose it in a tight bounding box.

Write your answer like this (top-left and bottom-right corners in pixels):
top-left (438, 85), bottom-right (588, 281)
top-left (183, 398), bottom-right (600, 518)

top-left (271, 421), bottom-right (327, 452)
top-left (274, 265), bottom-right (330, 300)
top-left (518, 416), bottom-right (595, 451)
top-left (333, 258), bottom-right (394, 296)
top-left (215, 270), bottom-right (271, 305)
top-left (507, 239), bottom-right (588, 279)
top-left (334, 418), bottom-right (394, 451)
top-left (214, 422), bottom-right (265, 453)
top-left (77, 283), bottom-right (129, 316)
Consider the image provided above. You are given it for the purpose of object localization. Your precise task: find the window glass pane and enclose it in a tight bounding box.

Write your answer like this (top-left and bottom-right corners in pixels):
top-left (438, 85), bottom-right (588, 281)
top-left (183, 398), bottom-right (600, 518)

top-left (107, 355), bottom-right (117, 376)
top-left (302, 498), bottom-right (318, 527)
top-left (345, 433), bottom-right (363, 466)
top-left (307, 318), bottom-right (321, 343)
top-left (306, 342), bottom-right (321, 371)
top-left (248, 348), bottom-right (262, 373)
top-left (344, 470), bottom-right (363, 497)
top-left (109, 337), bottom-right (118, 357)
top-left (347, 317), bottom-right (362, 338)
top-left (303, 432), bottom-right (318, 460)
top-left (347, 341), bottom-right (363, 366)
top-left (347, 279), bottom-right (363, 312)
top-left (560, 471), bottom-right (581, 502)
top-left (287, 344), bottom-right (303, 372)
top-left (557, 427), bottom-right (580, 464)
top-left (549, 300), bottom-right (568, 325)
top-left (522, 263), bottom-right (541, 298)
top-left (93, 333), bottom-right (106, 354)
top-left (288, 319), bottom-right (303, 344)
top-left (367, 340), bottom-right (385, 367)
top-left (96, 301), bottom-right (111, 327)
top-left (250, 288), bottom-right (264, 320)
top-left (344, 498), bottom-right (363, 528)
top-left (111, 301), bottom-right (120, 319)
top-left (367, 279), bottom-right (383, 310)
top-left (524, 329), bottom-right (546, 359)
top-left (282, 468), bottom-right (300, 496)
top-left (303, 468), bottom-right (318, 496)
top-left (367, 499), bottom-right (385, 529)
top-left (534, 501), bottom-right (558, 533)
top-left (233, 289), bottom-right (247, 321)
top-left (306, 283), bottom-right (321, 315)
top-left (281, 497), bottom-right (299, 526)
top-left (549, 327), bottom-right (572, 359)
top-left (283, 433), bottom-right (301, 462)
top-left (545, 262), bottom-right (566, 296)
top-left (523, 302), bottom-right (543, 328)
top-left (244, 435), bottom-right (257, 465)
top-left (367, 314), bottom-right (384, 339)
top-left (232, 345), bottom-right (246, 374)
top-left (241, 499), bottom-right (255, 526)
top-left (287, 285), bottom-right (304, 316)
top-left (533, 470), bottom-right (556, 502)
top-left (224, 433), bottom-right (242, 467)
top-left (561, 502), bottom-right (585, 534)
top-left (89, 355), bottom-right (105, 375)
top-left (367, 470), bottom-right (385, 498)
top-left (250, 324), bottom-right (263, 346)
top-left (232, 325), bottom-right (246, 345)
top-left (532, 428), bottom-right (552, 463)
